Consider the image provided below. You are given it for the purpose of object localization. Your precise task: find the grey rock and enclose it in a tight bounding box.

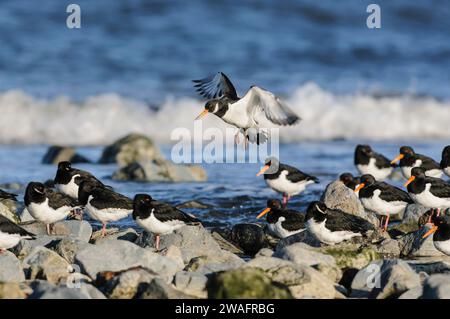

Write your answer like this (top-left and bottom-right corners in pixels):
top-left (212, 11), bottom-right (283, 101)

top-left (176, 200), bottom-right (211, 209)
top-left (0, 282), bottom-right (30, 298)
top-left (173, 271), bottom-right (208, 298)
top-left (422, 274), bottom-right (450, 299)
top-left (41, 145), bottom-right (91, 164)
top-left (54, 237), bottom-right (91, 264)
top-left (255, 248), bottom-right (274, 257)
top-left (398, 286), bottom-right (423, 299)
top-left (28, 280), bottom-right (104, 299)
top-left (350, 260), bottom-right (383, 298)
top-left (0, 251), bottom-right (25, 282)
top-left (398, 224), bottom-right (444, 257)
top-left (21, 220), bottom-right (92, 242)
top-left (210, 231), bottom-right (244, 255)
top-left (0, 201), bottom-right (20, 223)
top-left (18, 207), bottom-right (34, 223)
top-left (276, 229), bottom-right (322, 249)
top-left (185, 254), bottom-right (245, 275)
top-left (74, 240), bottom-right (179, 281)
top-left (136, 277), bottom-right (194, 299)
top-left (375, 238), bottom-right (401, 258)
top-left (12, 235), bottom-right (61, 259)
top-left (230, 223), bottom-right (267, 255)
top-left (91, 228), bottom-right (138, 244)
top-left (406, 257), bottom-right (450, 275)
top-left (23, 246), bottom-right (71, 284)
top-left (402, 204), bottom-right (429, 224)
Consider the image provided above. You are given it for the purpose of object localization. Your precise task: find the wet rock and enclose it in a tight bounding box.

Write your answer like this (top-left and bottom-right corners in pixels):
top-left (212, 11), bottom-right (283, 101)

top-left (41, 145), bottom-right (91, 164)
top-left (245, 256), bottom-right (337, 298)
top-left (136, 277), bottom-right (194, 299)
top-left (0, 251), bottom-right (25, 282)
top-left (21, 220), bottom-right (92, 242)
top-left (12, 235), bottom-right (61, 259)
top-left (422, 274), bottom-right (450, 299)
top-left (176, 200), bottom-right (211, 209)
top-left (402, 204), bottom-right (429, 225)
top-left (0, 201), bottom-right (21, 223)
top-left (275, 243), bottom-right (342, 282)
top-left (0, 282), bottom-right (30, 299)
top-left (74, 240), bottom-right (179, 281)
top-left (54, 238), bottom-right (91, 264)
top-left (173, 271), bottom-right (208, 298)
top-left (320, 244), bottom-right (380, 270)
top-left (211, 231), bottom-right (244, 255)
top-left (207, 268), bottom-right (293, 299)
top-left (23, 247), bottom-right (71, 284)
top-left (231, 223), bottom-right (267, 255)
top-left (398, 224), bottom-right (443, 257)
top-left (255, 248), bottom-right (274, 257)
top-left (112, 160), bottom-right (207, 182)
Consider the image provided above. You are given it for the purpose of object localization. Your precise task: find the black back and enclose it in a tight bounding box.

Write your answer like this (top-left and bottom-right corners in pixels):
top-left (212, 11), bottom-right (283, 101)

top-left (354, 145), bottom-right (394, 168)
top-left (0, 215), bottom-right (35, 238)
top-left (399, 146), bottom-right (440, 170)
top-left (0, 189), bottom-right (18, 201)
top-left (24, 182), bottom-right (77, 209)
top-left (358, 175), bottom-right (413, 203)
top-left (441, 146), bottom-right (450, 169)
top-left (263, 158), bottom-right (319, 183)
top-left (407, 168), bottom-right (450, 197)
top-left (78, 181), bottom-right (132, 210)
top-left (54, 161), bottom-right (104, 188)
top-left (265, 200), bottom-right (305, 231)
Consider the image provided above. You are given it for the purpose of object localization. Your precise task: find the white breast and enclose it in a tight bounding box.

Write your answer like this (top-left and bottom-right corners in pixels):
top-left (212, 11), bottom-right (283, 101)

top-left (356, 158), bottom-right (392, 181)
top-left (266, 171), bottom-right (314, 197)
top-left (0, 231), bottom-right (23, 250)
top-left (222, 99), bottom-right (253, 128)
top-left (360, 189), bottom-right (408, 216)
top-left (425, 169), bottom-right (443, 178)
top-left (306, 219), bottom-right (361, 245)
top-left (444, 167), bottom-right (450, 178)
top-left (136, 210), bottom-right (186, 236)
top-left (84, 196), bottom-right (131, 224)
top-left (410, 183), bottom-right (450, 209)
top-left (434, 239), bottom-right (450, 256)
top-left (55, 174), bottom-right (80, 199)
top-left (27, 198), bottom-right (72, 224)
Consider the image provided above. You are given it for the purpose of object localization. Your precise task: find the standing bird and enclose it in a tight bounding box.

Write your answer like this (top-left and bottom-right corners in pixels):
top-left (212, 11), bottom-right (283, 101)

top-left (340, 173), bottom-right (361, 192)
top-left (440, 145), bottom-right (450, 178)
top-left (78, 181), bottom-right (132, 237)
top-left (132, 194), bottom-right (200, 251)
top-left (391, 146), bottom-right (442, 179)
top-left (354, 144), bottom-right (395, 181)
top-left (355, 174), bottom-right (413, 231)
top-left (305, 201), bottom-right (374, 245)
top-left (0, 189), bottom-right (18, 201)
top-left (24, 182), bottom-right (79, 235)
top-left (422, 215), bottom-right (450, 255)
top-left (256, 199), bottom-right (305, 238)
top-left (0, 215), bottom-right (35, 253)
top-left (257, 157), bottom-right (319, 207)
top-left (193, 72), bottom-right (300, 147)
top-left (54, 161), bottom-right (105, 200)
top-left (404, 167), bottom-right (450, 215)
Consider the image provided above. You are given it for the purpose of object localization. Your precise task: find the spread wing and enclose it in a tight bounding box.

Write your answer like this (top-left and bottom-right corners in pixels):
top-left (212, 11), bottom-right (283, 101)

top-left (193, 72), bottom-right (238, 100)
top-left (243, 86), bottom-right (300, 126)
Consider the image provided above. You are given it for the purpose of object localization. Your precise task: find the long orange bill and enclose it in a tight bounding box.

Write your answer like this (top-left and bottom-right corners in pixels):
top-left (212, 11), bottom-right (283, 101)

top-left (195, 109), bottom-right (209, 120)
top-left (354, 183), bottom-right (365, 192)
top-left (257, 208), bottom-right (271, 219)
top-left (422, 225), bottom-right (438, 239)
top-left (404, 176), bottom-right (415, 187)
top-left (256, 165), bottom-right (270, 176)
top-left (391, 154), bottom-right (404, 164)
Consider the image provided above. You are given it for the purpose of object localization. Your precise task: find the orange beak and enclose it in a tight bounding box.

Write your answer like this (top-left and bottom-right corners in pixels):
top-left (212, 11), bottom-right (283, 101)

top-left (256, 165), bottom-right (270, 176)
top-left (391, 154), bottom-right (404, 164)
top-left (422, 225), bottom-right (438, 239)
top-left (404, 176), bottom-right (415, 187)
top-left (195, 109), bottom-right (209, 120)
top-left (257, 207), bottom-right (271, 219)
top-left (354, 183), bottom-right (365, 192)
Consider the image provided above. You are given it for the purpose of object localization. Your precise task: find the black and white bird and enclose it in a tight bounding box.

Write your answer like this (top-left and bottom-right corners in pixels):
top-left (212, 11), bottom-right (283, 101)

top-left (257, 157), bottom-right (319, 207)
top-left (193, 72), bottom-right (300, 147)
top-left (305, 201), bottom-right (375, 245)
top-left (78, 181), bottom-right (133, 237)
top-left (440, 145), bottom-right (450, 178)
top-left (24, 182), bottom-right (79, 235)
top-left (404, 167), bottom-right (450, 214)
top-left (256, 199), bottom-right (305, 238)
top-left (132, 194), bottom-right (200, 251)
top-left (355, 174), bottom-right (413, 231)
top-left (354, 145), bottom-right (395, 181)
top-left (391, 146), bottom-right (443, 179)
top-left (0, 189), bottom-right (18, 201)
top-left (422, 215), bottom-right (450, 255)
top-left (340, 173), bottom-right (361, 192)
top-left (54, 161), bottom-right (105, 200)
top-left (0, 215), bottom-right (35, 253)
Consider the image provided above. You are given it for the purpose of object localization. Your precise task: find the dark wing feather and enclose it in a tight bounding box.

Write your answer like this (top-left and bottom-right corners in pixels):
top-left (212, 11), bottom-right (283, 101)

top-left (429, 180), bottom-right (450, 198)
top-left (0, 215), bottom-right (35, 237)
top-left (91, 188), bottom-right (133, 210)
top-left (152, 200), bottom-right (199, 224)
top-left (282, 164), bottom-right (319, 183)
top-left (374, 152), bottom-right (396, 168)
top-left (280, 210), bottom-right (305, 231)
top-left (192, 72), bottom-right (238, 100)
top-left (417, 154), bottom-right (441, 170)
top-left (325, 209), bottom-right (375, 233)
top-left (46, 189), bottom-right (78, 209)
top-left (0, 189), bottom-right (18, 201)
top-left (377, 183), bottom-right (413, 203)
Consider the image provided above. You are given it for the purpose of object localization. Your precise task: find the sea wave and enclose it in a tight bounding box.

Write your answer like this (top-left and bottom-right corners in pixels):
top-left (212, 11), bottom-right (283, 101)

top-left (0, 83), bottom-right (449, 145)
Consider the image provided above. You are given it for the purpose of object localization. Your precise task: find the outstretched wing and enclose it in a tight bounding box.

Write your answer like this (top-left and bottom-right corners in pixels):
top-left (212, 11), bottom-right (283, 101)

top-left (244, 86), bottom-right (300, 126)
top-left (193, 72), bottom-right (238, 100)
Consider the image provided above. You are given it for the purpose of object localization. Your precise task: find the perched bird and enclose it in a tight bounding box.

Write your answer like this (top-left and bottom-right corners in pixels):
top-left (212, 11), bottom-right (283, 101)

top-left (355, 174), bottom-right (413, 231)
top-left (305, 201), bottom-right (375, 245)
top-left (440, 145), bottom-right (450, 178)
top-left (193, 72), bottom-right (300, 147)
top-left (257, 157), bottom-right (319, 207)
top-left (340, 173), bottom-right (361, 192)
top-left (24, 182), bottom-right (79, 235)
top-left (391, 146), bottom-right (442, 179)
top-left (0, 189), bottom-right (18, 201)
top-left (0, 215), bottom-right (35, 253)
top-left (256, 199), bottom-right (305, 238)
top-left (404, 167), bottom-right (450, 215)
top-left (132, 194), bottom-right (200, 251)
top-left (422, 215), bottom-right (450, 255)
top-left (78, 181), bottom-right (133, 237)
top-left (354, 144), bottom-right (395, 181)
top-left (54, 161), bottom-right (105, 200)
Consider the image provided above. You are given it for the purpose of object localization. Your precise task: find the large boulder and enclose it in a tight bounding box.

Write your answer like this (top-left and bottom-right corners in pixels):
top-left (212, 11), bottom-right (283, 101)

top-left (0, 282), bottom-right (30, 299)
top-left (0, 251), bottom-right (25, 282)
top-left (230, 223), bottom-right (267, 255)
top-left (0, 201), bottom-right (21, 223)
top-left (28, 280), bottom-right (105, 299)
top-left (402, 204), bottom-right (429, 225)
top-left (422, 274), bottom-right (450, 299)
top-left (41, 145), bottom-right (91, 164)
top-left (135, 277), bottom-right (194, 299)
top-left (23, 247), bottom-right (71, 284)
top-left (21, 220), bottom-right (92, 242)
top-left (173, 271), bottom-right (208, 299)
top-left (99, 133), bottom-right (164, 166)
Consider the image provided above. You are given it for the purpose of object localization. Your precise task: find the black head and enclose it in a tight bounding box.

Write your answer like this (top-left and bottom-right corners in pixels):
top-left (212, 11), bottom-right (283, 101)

top-left (360, 174), bottom-right (376, 186)
top-left (400, 146), bottom-right (415, 157)
top-left (132, 194), bottom-right (153, 219)
top-left (267, 199), bottom-right (282, 210)
top-left (442, 146), bottom-right (450, 159)
top-left (58, 161), bottom-right (72, 171)
top-left (205, 100), bottom-right (220, 114)
top-left (24, 182), bottom-right (46, 205)
top-left (305, 201), bottom-right (328, 223)
top-left (340, 173), bottom-right (354, 185)
top-left (356, 144), bottom-right (373, 156)
top-left (257, 156), bottom-right (280, 176)
top-left (78, 180), bottom-right (102, 205)
top-left (411, 167), bottom-right (426, 178)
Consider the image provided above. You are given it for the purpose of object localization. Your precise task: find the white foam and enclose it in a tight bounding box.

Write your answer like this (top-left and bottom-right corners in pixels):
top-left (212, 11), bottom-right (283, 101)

top-left (0, 84), bottom-right (450, 145)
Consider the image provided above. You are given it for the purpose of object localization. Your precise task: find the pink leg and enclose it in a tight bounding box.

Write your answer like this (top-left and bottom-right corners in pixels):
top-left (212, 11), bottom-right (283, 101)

top-left (155, 235), bottom-right (161, 251)
top-left (428, 209), bottom-right (435, 224)
top-left (101, 223), bottom-right (107, 237)
top-left (437, 208), bottom-right (441, 217)
top-left (46, 224), bottom-right (54, 235)
top-left (282, 195), bottom-right (287, 208)
top-left (0, 248), bottom-right (6, 254)
top-left (383, 214), bottom-right (390, 232)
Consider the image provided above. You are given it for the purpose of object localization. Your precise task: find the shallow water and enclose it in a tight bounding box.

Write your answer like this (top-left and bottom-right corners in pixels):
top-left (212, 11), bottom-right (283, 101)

top-left (0, 140), bottom-right (447, 230)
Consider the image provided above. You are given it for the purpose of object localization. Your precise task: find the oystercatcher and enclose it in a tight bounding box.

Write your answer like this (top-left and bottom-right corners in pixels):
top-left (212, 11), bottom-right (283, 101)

top-left (340, 173), bottom-right (361, 192)
top-left (132, 194), bottom-right (200, 251)
top-left (0, 189), bottom-right (18, 201)
top-left (193, 72), bottom-right (300, 147)
top-left (404, 167), bottom-right (450, 214)
top-left (257, 157), bottom-right (319, 207)
top-left (391, 146), bottom-right (442, 179)
top-left (24, 182), bottom-right (79, 235)
top-left (354, 144), bottom-right (395, 181)
top-left (355, 174), bottom-right (413, 231)
top-left (0, 215), bottom-right (35, 253)
top-left (54, 161), bottom-right (105, 200)
top-left (78, 180), bottom-right (132, 237)
top-left (422, 215), bottom-right (450, 255)
top-left (305, 201), bottom-right (374, 245)
top-left (256, 199), bottom-right (305, 238)
top-left (440, 145), bottom-right (450, 178)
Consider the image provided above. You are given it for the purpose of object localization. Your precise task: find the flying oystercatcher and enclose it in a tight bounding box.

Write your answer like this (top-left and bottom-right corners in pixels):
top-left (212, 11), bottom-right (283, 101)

top-left (391, 146), bottom-right (442, 179)
top-left (354, 144), bottom-right (395, 181)
top-left (0, 215), bottom-right (35, 253)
